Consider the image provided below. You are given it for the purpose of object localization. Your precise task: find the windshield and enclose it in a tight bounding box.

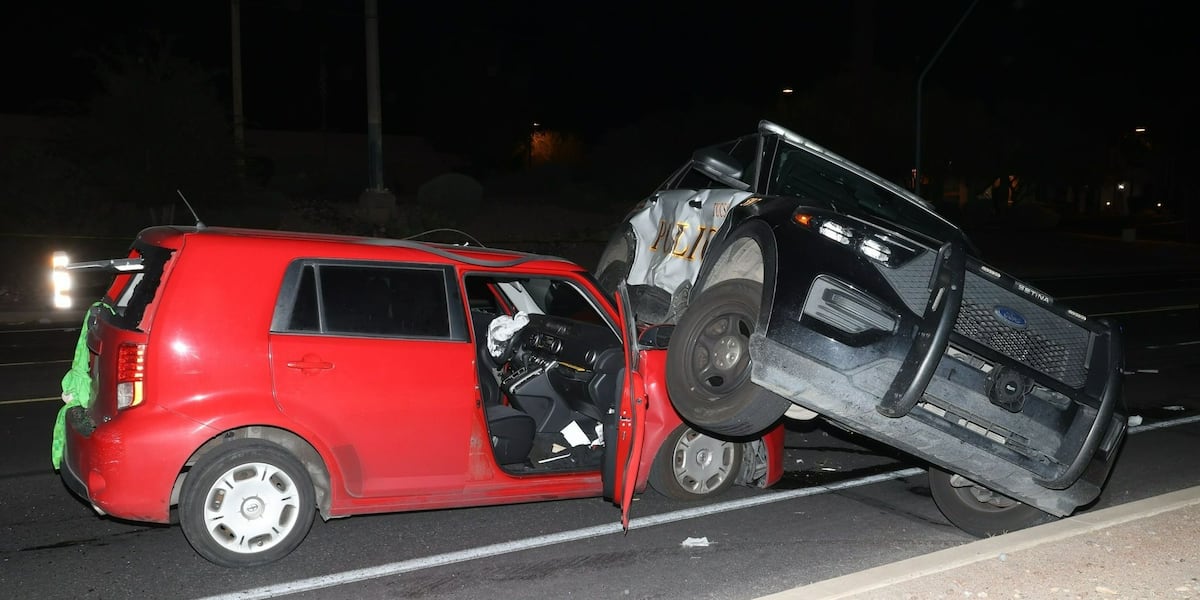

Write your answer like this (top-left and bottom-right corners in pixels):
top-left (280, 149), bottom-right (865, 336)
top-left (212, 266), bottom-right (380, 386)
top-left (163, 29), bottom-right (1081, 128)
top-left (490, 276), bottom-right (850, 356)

top-left (767, 140), bottom-right (960, 244)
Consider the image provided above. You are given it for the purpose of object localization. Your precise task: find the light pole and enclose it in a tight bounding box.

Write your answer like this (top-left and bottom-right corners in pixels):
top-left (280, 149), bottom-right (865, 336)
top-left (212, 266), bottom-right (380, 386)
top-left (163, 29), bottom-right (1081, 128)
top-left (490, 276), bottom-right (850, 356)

top-left (914, 0), bottom-right (979, 197)
top-left (358, 0), bottom-right (395, 233)
top-left (230, 0), bottom-right (245, 185)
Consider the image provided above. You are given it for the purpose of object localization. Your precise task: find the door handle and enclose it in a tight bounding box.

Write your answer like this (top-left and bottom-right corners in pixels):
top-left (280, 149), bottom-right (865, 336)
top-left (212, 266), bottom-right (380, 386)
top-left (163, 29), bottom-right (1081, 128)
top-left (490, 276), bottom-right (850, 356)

top-left (287, 354), bottom-right (333, 373)
top-left (287, 360), bottom-right (333, 370)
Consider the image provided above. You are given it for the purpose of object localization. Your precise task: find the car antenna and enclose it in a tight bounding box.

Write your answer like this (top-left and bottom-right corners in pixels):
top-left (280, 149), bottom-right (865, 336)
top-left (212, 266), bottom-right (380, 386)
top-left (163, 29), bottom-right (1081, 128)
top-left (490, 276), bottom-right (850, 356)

top-left (176, 189), bottom-right (206, 229)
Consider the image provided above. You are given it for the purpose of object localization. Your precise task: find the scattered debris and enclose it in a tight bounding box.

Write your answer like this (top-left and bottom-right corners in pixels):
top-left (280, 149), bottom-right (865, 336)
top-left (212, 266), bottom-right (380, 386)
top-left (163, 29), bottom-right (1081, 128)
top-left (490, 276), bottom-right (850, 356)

top-left (680, 537), bottom-right (710, 548)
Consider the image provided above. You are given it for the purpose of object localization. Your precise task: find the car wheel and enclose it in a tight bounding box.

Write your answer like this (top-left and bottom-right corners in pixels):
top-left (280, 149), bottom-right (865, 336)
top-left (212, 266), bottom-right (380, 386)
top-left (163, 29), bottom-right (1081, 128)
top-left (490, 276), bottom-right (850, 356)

top-left (666, 278), bottom-right (790, 437)
top-left (649, 424), bottom-right (743, 501)
top-left (928, 466), bottom-right (1056, 537)
top-left (180, 440), bottom-right (316, 567)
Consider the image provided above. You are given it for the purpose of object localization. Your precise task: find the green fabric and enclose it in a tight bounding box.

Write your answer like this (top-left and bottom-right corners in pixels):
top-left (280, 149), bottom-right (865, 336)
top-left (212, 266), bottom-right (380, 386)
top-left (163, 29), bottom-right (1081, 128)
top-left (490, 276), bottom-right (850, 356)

top-left (51, 303), bottom-right (112, 470)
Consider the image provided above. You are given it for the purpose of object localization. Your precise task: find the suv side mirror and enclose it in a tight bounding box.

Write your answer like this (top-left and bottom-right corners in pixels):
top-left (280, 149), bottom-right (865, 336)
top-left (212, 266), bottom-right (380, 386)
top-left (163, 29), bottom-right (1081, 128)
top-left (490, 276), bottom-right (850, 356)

top-left (691, 147), bottom-right (750, 191)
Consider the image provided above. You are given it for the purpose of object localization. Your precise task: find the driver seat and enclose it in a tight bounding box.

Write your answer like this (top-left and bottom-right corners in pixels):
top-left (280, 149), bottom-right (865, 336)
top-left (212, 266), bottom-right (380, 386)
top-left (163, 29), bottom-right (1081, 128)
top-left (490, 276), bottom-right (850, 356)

top-left (472, 310), bottom-right (535, 465)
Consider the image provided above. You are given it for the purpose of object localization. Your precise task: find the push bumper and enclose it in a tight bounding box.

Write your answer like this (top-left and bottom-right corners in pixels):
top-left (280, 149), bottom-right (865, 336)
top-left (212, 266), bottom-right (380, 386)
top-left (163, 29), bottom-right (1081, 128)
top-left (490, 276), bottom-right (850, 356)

top-left (752, 241), bottom-right (1126, 516)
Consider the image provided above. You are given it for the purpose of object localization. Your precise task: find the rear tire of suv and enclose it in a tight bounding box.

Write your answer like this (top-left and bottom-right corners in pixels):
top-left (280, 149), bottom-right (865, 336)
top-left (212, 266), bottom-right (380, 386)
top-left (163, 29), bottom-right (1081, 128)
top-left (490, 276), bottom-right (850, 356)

top-left (595, 225), bottom-right (635, 295)
top-left (928, 466), bottom-right (1056, 537)
top-left (180, 440), bottom-right (316, 567)
top-left (649, 424), bottom-right (743, 501)
top-left (666, 279), bottom-right (790, 437)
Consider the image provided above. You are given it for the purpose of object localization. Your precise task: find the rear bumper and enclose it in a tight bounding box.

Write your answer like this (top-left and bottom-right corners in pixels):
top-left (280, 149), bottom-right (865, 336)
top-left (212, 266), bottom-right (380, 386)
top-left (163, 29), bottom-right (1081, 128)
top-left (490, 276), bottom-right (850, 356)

top-left (61, 404), bottom-right (214, 523)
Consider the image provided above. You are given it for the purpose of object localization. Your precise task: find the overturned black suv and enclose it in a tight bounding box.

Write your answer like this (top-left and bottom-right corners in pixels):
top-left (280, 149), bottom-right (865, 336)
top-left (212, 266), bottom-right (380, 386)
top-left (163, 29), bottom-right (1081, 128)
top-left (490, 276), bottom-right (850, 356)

top-left (597, 120), bottom-right (1126, 536)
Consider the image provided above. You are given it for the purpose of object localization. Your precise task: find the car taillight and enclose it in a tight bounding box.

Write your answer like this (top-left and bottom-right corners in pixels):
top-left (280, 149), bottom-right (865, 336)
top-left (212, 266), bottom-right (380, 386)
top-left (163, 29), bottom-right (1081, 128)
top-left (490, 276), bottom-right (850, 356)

top-left (116, 342), bottom-right (146, 410)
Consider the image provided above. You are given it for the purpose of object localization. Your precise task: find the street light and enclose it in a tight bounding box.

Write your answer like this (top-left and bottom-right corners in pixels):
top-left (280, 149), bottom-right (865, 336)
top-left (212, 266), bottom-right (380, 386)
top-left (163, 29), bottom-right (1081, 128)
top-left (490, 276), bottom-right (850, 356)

top-left (528, 122), bottom-right (539, 168)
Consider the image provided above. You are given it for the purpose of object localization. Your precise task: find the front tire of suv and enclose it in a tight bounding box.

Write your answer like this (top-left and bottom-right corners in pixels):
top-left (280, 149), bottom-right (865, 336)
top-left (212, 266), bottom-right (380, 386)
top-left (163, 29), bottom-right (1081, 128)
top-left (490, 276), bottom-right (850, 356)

top-left (666, 278), bottom-right (790, 437)
top-left (928, 466), bottom-right (1056, 537)
top-left (180, 440), bottom-right (316, 567)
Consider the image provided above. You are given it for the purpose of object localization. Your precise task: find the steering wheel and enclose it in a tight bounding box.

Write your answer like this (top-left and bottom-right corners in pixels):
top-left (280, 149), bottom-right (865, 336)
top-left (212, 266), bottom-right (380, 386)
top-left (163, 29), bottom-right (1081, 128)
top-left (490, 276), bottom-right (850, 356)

top-left (486, 317), bottom-right (528, 367)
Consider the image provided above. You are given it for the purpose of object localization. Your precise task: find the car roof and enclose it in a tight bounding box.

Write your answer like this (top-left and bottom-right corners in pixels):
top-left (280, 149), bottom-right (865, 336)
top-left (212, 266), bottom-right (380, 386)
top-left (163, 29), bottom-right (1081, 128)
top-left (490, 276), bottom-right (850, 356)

top-left (136, 226), bottom-right (586, 273)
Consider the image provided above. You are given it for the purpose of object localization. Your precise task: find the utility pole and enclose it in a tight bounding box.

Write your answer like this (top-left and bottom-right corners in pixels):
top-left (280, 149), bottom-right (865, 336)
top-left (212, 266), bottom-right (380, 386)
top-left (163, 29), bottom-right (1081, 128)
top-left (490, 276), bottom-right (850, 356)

top-left (231, 0), bottom-right (245, 185)
top-left (358, 0), bottom-right (396, 233)
top-left (914, 0), bottom-right (979, 197)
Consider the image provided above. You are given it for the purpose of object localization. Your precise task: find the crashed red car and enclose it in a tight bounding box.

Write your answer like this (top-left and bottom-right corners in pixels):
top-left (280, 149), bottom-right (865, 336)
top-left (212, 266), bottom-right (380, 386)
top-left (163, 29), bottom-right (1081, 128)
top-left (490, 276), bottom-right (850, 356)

top-left (53, 226), bottom-right (784, 567)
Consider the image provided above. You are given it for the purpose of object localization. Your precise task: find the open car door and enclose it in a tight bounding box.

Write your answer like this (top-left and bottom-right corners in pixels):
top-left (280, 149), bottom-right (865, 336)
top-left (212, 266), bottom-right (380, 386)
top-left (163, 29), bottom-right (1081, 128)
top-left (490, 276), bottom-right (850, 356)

top-left (601, 282), bottom-right (647, 529)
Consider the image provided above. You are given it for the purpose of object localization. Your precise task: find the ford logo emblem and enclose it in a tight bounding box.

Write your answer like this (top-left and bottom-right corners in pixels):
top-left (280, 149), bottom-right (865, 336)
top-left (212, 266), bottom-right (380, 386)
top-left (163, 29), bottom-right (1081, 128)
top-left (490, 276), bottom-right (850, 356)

top-left (993, 305), bottom-right (1027, 328)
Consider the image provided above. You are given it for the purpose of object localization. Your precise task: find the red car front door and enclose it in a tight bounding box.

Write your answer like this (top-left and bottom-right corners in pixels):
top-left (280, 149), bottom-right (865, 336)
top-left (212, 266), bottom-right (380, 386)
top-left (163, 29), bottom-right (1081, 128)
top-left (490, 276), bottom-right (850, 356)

top-left (603, 284), bottom-right (647, 528)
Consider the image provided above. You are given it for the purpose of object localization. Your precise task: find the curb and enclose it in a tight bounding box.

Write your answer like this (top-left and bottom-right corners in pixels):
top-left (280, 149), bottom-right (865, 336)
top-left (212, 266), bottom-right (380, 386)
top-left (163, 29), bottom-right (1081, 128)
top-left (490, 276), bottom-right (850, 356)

top-left (761, 485), bottom-right (1200, 599)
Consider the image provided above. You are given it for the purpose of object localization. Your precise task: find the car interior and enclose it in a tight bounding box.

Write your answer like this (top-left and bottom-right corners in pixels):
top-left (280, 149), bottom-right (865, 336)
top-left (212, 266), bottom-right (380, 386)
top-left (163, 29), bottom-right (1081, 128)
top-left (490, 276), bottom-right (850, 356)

top-left (464, 273), bottom-right (627, 474)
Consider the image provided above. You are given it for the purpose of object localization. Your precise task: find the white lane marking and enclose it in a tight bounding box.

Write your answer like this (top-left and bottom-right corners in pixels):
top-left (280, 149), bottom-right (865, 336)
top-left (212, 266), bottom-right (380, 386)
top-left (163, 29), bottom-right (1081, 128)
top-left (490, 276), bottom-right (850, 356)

top-left (0, 326), bottom-right (80, 334)
top-left (199, 413), bottom-right (1200, 600)
top-left (1145, 340), bottom-right (1200, 350)
top-left (1057, 288), bottom-right (1199, 301)
top-left (0, 396), bottom-right (61, 406)
top-left (195, 468), bottom-right (926, 600)
top-left (1092, 304), bottom-right (1198, 317)
top-left (1129, 413), bottom-right (1200, 434)
top-left (0, 359), bottom-right (71, 368)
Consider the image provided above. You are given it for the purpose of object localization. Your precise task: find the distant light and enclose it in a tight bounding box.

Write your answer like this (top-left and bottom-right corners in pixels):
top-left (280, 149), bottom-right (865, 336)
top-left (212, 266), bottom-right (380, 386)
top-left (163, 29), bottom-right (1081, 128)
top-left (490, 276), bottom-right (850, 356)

top-left (1105, 201), bottom-right (1112, 206)
top-left (1117, 182), bottom-right (1126, 191)
top-left (1134, 127), bottom-right (1147, 133)
top-left (781, 88), bottom-right (794, 95)
top-left (51, 251), bottom-right (72, 309)
top-left (532, 122), bottom-right (540, 127)
top-left (1156, 202), bottom-right (1163, 208)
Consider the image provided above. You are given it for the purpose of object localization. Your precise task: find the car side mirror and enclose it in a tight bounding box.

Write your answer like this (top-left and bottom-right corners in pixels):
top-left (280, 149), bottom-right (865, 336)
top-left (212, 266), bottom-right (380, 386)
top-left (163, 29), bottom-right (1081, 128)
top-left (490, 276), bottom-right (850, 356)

top-left (691, 147), bottom-right (750, 191)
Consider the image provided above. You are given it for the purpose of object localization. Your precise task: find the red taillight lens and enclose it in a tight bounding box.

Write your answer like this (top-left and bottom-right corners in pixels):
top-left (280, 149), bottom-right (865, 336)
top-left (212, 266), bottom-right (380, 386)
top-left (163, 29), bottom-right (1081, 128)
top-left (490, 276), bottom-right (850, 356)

top-left (116, 342), bottom-right (145, 410)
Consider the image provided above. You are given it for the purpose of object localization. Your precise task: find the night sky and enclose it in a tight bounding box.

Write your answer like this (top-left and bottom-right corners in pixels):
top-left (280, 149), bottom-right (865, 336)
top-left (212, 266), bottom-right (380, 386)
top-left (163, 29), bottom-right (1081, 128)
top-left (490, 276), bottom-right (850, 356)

top-left (3, 1), bottom-right (1195, 154)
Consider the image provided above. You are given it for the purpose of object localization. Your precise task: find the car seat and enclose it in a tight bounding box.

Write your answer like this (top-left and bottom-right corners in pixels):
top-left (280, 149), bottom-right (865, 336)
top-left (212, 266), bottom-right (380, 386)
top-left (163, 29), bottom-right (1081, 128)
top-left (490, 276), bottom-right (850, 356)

top-left (472, 310), bottom-right (535, 465)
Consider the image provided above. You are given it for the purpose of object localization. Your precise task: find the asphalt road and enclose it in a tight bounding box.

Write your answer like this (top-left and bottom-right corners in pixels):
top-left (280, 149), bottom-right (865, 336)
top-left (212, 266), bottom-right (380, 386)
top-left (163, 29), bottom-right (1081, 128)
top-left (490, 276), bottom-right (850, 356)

top-left (1, 266), bottom-right (1197, 600)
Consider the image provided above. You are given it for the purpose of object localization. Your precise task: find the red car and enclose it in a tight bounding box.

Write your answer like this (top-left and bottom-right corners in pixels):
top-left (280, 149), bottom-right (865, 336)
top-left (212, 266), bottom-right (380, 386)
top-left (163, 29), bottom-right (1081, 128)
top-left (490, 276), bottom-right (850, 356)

top-left (53, 226), bottom-right (784, 567)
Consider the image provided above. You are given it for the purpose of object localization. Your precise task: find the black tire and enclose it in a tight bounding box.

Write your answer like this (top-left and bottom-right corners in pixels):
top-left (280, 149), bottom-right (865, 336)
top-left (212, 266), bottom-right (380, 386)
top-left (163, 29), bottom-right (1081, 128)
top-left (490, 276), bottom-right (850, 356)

top-left (928, 466), bottom-right (1056, 537)
top-left (596, 260), bottom-right (631, 297)
top-left (180, 440), bottom-right (316, 567)
top-left (649, 424), bottom-right (743, 501)
top-left (666, 278), bottom-right (790, 437)
top-left (595, 225), bottom-right (635, 295)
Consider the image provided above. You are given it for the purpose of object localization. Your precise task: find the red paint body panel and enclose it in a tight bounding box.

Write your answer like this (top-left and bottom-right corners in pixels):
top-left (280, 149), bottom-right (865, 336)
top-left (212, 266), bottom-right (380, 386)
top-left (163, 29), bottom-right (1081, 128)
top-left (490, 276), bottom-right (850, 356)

top-left (60, 227), bottom-right (784, 526)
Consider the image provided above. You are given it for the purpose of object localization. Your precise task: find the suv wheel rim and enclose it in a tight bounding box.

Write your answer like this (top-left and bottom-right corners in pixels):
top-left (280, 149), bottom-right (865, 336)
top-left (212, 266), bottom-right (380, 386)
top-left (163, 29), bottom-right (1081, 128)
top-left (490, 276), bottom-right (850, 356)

top-left (691, 312), bottom-right (753, 398)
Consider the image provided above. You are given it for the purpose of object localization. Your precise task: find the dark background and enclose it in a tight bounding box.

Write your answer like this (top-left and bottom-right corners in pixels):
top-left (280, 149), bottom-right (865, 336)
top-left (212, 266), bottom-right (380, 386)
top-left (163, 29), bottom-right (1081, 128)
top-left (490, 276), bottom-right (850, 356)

top-left (1, 1), bottom-right (1196, 243)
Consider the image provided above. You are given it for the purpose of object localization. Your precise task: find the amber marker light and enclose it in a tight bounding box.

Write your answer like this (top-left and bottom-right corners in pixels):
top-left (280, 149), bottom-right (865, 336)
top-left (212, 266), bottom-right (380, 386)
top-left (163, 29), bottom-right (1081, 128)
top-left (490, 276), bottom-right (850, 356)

top-left (793, 213), bottom-right (814, 227)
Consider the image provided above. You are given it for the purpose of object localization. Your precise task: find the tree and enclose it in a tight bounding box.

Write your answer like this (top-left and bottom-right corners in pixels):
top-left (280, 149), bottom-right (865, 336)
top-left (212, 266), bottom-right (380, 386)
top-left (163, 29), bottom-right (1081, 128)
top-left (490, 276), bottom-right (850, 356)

top-left (72, 38), bottom-right (236, 227)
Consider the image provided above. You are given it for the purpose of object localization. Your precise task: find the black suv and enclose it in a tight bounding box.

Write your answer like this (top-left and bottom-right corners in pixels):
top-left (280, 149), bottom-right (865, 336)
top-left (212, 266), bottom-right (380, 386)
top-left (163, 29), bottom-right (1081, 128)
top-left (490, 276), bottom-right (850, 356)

top-left (597, 120), bottom-right (1126, 536)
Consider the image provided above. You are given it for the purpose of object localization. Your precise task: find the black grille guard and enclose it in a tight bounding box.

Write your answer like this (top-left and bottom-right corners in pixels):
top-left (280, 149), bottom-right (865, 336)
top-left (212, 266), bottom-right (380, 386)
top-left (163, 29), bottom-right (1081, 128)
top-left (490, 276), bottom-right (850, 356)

top-left (876, 240), bottom-right (965, 418)
top-left (871, 238), bottom-right (1125, 490)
